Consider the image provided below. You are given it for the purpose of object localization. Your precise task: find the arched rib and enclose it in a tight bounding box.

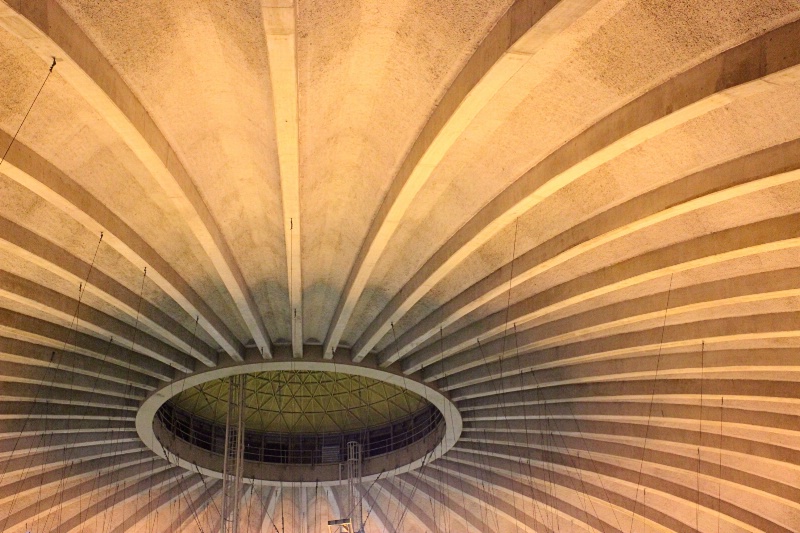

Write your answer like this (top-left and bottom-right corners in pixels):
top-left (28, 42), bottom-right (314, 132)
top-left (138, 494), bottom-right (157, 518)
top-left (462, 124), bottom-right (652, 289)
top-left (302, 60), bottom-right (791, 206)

top-left (262, 0), bottom-right (303, 358)
top-left (395, 471), bottom-right (487, 533)
top-left (37, 464), bottom-right (181, 533)
top-left (0, 332), bottom-right (162, 389)
top-left (399, 157), bottom-right (800, 372)
top-left (0, 134), bottom-right (224, 365)
top-left (0, 0), bottom-right (272, 357)
top-left (424, 212), bottom-right (800, 381)
top-left (0, 269), bottom-right (199, 372)
top-left (352, 17), bottom-right (800, 362)
top-left (0, 216), bottom-right (196, 372)
top-left (376, 477), bottom-right (438, 533)
top-left (322, 0), bottom-right (591, 358)
top-left (102, 473), bottom-right (204, 533)
top-left (417, 465), bottom-right (558, 533)
top-left (161, 479), bottom-right (223, 533)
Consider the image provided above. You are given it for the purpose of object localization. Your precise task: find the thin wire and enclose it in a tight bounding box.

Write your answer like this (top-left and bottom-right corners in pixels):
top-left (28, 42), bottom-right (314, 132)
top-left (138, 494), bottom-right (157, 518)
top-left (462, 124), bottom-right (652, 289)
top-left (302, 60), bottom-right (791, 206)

top-left (717, 397), bottom-right (724, 533)
top-left (99, 267), bottom-right (148, 533)
top-left (0, 58), bottom-right (56, 167)
top-left (0, 231), bottom-right (103, 532)
top-left (696, 340), bottom-right (705, 531)
top-left (629, 273), bottom-right (675, 532)
top-left (498, 218), bottom-right (523, 533)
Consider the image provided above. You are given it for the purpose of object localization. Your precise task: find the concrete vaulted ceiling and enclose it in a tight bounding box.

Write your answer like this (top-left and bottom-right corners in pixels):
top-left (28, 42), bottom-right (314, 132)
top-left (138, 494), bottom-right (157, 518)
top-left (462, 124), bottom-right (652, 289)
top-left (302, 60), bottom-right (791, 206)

top-left (0, 0), bottom-right (798, 531)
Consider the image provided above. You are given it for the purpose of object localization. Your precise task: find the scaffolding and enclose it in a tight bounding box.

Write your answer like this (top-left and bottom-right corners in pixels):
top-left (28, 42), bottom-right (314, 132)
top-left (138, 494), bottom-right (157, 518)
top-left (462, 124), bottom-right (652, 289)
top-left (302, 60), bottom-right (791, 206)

top-left (328, 441), bottom-right (363, 533)
top-left (220, 374), bottom-right (247, 533)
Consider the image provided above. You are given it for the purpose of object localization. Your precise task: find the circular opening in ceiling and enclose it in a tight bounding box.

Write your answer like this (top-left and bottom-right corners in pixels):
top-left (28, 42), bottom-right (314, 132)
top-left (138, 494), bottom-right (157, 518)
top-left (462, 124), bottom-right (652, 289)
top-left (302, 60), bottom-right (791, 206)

top-left (137, 360), bottom-right (461, 486)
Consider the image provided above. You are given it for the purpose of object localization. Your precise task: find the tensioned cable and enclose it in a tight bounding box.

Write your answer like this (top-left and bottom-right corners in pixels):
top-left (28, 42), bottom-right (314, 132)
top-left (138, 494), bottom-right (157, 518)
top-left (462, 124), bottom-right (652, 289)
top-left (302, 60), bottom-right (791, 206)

top-left (0, 230), bottom-right (103, 532)
top-left (0, 58), bottom-right (56, 168)
top-left (388, 322), bottom-right (441, 529)
top-left (696, 340), bottom-right (705, 531)
top-left (260, 487), bottom-right (281, 533)
top-left (494, 218), bottom-right (524, 533)
top-left (512, 323), bottom-right (549, 529)
top-left (394, 449), bottom-right (436, 532)
top-left (360, 470), bottom-right (388, 527)
top-left (159, 436), bottom-right (208, 532)
top-left (629, 273), bottom-right (675, 532)
top-left (513, 324), bottom-right (604, 532)
top-left (99, 266), bottom-right (150, 533)
top-left (72, 333), bottom-right (119, 527)
top-left (434, 323), bottom-right (448, 533)
top-left (717, 396), bottom-right (724, 533)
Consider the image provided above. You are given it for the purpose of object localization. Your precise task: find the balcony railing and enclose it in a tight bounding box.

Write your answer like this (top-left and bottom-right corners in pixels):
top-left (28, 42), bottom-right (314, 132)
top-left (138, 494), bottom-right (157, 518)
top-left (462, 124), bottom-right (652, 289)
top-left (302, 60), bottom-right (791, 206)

top-left (156, 401), bottom-right (444, 465)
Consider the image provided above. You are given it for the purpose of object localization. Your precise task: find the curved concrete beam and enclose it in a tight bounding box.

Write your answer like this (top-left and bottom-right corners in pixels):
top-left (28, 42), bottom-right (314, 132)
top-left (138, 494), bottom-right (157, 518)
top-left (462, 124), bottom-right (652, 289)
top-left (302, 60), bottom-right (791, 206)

top-left (11, 463), bottom-right (178, 533)
top-left (445, 314), bottom-right (800, 399)
top-left (430, 269), bottom-right (800, 385)
top-left (418, 465), bottom-right (558, 533)
top-left (0, 332), bottom-right (161, 389)
top-left (262, 0), bottom-right (303, 358)
top-left (425, 212), bottom-right (800, 381)
top-left (377, 477), bottom-right (438, 533)
top-left (0, 0), bottom-right (272, 358)
top-left (0, 133), bottom-right (223, 365)
top-left (322, 0), bottom-right (592, 358)
top-left (161, 479), bottom-right (223, 533)
top-left (101, 473), bottom-right (203, 533)
top-left (395, 472), bottom-right (487, 533)
top-left (401, 163), bottom-right (800, 372)
top-left (353, 18), bottom-right (800, 362)
top-left (0, 269), bottom-right (199, 371)
top-left (0, 216), bottom-right (195, 372)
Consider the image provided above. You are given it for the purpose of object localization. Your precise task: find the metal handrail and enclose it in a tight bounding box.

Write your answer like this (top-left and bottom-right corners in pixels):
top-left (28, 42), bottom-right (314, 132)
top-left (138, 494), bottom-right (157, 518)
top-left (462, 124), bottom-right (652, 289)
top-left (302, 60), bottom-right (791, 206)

top-left (156, 401), bottom-right (444, 465)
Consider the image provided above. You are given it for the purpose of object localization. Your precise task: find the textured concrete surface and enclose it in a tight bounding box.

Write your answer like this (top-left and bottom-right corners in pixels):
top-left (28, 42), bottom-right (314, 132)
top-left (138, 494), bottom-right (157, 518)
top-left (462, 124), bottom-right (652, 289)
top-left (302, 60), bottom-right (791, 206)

top-left (0, 0), bottom-right (798, 530)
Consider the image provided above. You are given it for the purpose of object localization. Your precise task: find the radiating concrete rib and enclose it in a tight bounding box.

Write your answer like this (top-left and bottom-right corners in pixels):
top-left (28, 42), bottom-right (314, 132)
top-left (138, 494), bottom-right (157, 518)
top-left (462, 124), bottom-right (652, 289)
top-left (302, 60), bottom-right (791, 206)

top-left (422, 266), bottom-right (800, 381)
top-left (352, 20), bottom-right (800, 362)
top-left (423, 213), bottom-right (800, 381)
top-left (0, 138), bottom-right (224, 366)
top-left (0, 382), bottom-right (137, 409)
top-left (37, 465), bottom-right (181, 533)
top-left (0, 451), bottom-right (152, 510)
top-left (323, 0), bottom-right (592, 358)
top-left (376, 477), bottom-right (438, 533)
top-left (262, 0), bottom-right (302, 358)
top-left (0, 442), bottom-right (142, 481)
top-left (428, 277), bottom-right (800, 386)
top-left (442, 451), bottom-right (712, 533)
top-left (0, 401), bottom-right (133, 422)
top-left (0, 419), bottom-right (133, 440)
top-left (0, 270), bottom-right (198, 373)
top-left (397, 156), bottom-right (800, 372)
top-left (0, 431), bottom-right (139, 459)
top-left (395, 472), bottom-right (486, 533)
top-left (0, 332), bottom-right (161, 390)
top-left (258, 487), bottom-right (281, 532)
top-left (103, 473), bottom-right (203, 533)
top-left (441, 314), bottom-right (800, 399)
top-left (0, 1), bottom-right (271, 358)
top-left (357, 484), bottom-right (396, 533)
top-left (450, 440), bottom-right (798, 532)
top-left (415, 467), bottom-right (552, 533)
top-left (0, 359), bottom-right (145, 400)
top-left (0, 216), bottom-right (195, 372)
top-left (434, 454), bottom-right (679, 533)
top-left (162, 479), bottom-right (223, 533)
